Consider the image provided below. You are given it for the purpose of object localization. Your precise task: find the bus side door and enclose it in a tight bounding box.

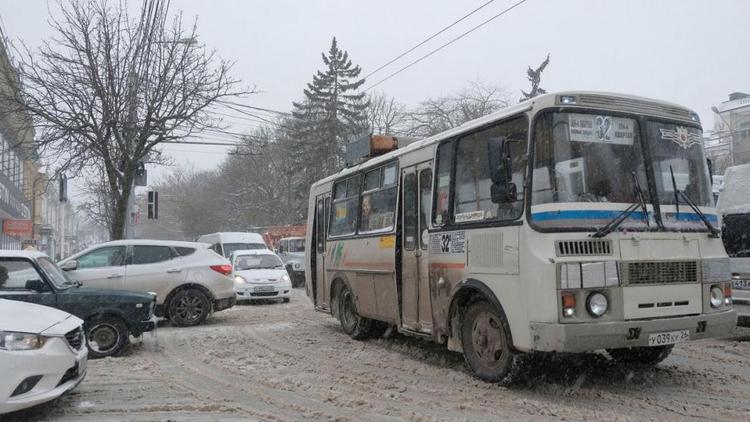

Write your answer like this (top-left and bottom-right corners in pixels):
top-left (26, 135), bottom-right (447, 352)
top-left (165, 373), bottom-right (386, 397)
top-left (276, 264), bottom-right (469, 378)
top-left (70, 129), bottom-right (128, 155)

top-left (313, 195), bottom-right (330, 308)
top-left (401, 164), bottom-right (433, 333)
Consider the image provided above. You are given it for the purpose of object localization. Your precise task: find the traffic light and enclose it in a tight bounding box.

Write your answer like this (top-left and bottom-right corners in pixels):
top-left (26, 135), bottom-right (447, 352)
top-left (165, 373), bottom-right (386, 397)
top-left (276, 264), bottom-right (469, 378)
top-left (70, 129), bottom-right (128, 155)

top-left (147, 191), bottom-right (158, 219)
top-left (58, 175), bottom-right (67, 202)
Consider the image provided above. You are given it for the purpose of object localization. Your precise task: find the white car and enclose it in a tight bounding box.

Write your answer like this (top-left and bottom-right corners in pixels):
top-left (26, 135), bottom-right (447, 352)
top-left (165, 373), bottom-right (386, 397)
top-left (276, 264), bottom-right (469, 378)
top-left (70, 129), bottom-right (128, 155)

top-left (276, 236), bottom-right (306, 287)
top-left (58, 240), bottom-right (236, 327)
top-left (197, 232), bottom-right (269, 258)
top-left (231, 250), bottom-right (292, 303)
top-left (0, 299), bottom-right (87, 414)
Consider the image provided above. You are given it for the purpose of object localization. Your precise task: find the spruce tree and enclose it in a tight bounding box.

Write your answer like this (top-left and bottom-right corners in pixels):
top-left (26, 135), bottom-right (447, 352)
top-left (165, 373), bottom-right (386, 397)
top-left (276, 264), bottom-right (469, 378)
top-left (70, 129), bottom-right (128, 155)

top-left (292, 37), bottom-right (369, 177)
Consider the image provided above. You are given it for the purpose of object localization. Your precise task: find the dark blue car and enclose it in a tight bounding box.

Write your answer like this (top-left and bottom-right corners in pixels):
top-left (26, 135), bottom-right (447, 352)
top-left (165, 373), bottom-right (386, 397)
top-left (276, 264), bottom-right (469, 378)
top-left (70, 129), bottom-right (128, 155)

top-left (0, 250), bottom-right (156, 358)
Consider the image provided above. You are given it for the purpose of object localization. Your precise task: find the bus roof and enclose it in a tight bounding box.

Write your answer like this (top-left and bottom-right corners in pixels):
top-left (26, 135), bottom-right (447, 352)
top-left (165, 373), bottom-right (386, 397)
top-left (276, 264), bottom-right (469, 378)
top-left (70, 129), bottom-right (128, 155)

top-left (312, 91), bottom-right (699, 188)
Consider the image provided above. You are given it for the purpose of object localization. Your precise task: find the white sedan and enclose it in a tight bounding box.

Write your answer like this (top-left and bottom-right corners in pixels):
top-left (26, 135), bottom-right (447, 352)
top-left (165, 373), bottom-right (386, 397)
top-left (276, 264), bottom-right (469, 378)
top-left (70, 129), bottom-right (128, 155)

top-left (0, 299), bottom-right (88, 414)
top-left (231, 250), bottom-right (292, 303)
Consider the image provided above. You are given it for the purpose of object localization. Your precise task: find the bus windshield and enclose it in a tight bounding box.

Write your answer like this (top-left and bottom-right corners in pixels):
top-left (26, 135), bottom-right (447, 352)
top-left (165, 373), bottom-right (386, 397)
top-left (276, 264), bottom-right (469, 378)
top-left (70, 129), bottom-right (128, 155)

top-left (531, 111), bottom-right (650, 230)
top-left (645, 120), bottom-right (714, 230)
top-left (531, 111), bottom-right (714, 232)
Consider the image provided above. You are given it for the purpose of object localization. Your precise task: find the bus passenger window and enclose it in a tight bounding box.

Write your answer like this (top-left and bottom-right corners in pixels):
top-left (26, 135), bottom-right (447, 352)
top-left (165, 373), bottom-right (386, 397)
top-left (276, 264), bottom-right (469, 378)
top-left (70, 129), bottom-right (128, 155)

top-left (359, 163), bottom-right (397, 233)
top-left (433, 141), bottom-right (454, 226)
top-left (330, 175), bottom-right (360, 237)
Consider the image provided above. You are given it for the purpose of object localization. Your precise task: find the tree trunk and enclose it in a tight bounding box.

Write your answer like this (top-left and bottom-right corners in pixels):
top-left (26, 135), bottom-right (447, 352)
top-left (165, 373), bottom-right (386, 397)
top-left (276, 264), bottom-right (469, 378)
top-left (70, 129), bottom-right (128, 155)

top-left (109, 173), bottom-right (134, 240)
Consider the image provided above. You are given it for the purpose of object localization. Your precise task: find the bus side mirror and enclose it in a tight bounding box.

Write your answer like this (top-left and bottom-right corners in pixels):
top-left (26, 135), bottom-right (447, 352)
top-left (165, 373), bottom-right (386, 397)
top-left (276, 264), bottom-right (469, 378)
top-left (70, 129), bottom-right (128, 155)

top-left (706, 158), bottom-right (714, 185)
top-left (488, 137), bottom-right (517, 203)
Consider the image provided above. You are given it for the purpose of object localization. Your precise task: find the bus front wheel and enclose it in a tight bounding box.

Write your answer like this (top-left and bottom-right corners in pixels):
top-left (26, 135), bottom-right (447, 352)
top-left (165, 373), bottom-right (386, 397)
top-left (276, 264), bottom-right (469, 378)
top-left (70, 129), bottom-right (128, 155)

top-left (338, 286), bottom-right (372, 340)
top-left (461, 300), bottom-right (520, 384)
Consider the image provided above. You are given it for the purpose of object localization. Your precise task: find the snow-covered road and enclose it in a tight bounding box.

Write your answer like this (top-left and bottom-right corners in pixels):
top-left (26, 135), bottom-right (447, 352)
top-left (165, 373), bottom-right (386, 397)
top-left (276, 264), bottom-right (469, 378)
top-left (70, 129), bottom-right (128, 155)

top-left (8, 289), bottom-right (750, 421)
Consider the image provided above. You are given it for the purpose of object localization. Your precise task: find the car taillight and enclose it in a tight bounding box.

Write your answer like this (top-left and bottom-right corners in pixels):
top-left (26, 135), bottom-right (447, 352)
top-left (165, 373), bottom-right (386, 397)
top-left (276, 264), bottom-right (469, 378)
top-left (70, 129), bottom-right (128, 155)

top-left (210, 265), bottom-right (232, 276)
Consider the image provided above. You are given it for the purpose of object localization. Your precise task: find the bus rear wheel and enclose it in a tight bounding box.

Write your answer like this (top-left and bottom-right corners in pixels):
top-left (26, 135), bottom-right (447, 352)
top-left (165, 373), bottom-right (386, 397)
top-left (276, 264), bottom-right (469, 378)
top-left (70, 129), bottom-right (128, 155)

top-left (461, 300), bottom-right (520, 384)
top-left (607, 345), bottom-right (674, 366)
top-left (338, 286), bottom-right (372, 340)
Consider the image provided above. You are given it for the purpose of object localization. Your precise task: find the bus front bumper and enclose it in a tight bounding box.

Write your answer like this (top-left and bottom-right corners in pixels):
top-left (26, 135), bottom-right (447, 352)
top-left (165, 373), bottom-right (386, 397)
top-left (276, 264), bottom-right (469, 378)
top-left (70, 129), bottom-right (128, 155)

top-left (529, 310), bottom-right (737, 353)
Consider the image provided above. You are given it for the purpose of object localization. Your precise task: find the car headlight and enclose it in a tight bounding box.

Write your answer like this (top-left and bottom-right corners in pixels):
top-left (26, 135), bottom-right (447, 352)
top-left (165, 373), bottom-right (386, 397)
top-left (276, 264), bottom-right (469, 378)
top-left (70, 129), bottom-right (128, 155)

top-left (235, 275), bottom-right (247, 284)
top-left (560, 262), bottom-right (619, 289)
top-left (0, 331), bottom-right (47, 351)
top-left (281, 274), bottom-right (290, 282)
top-left (703, 258), bottom-right (731, 283)
top-left (586, 292), bottom-right (608, 317)
top-left (710, 285), bottom-right (724, 308)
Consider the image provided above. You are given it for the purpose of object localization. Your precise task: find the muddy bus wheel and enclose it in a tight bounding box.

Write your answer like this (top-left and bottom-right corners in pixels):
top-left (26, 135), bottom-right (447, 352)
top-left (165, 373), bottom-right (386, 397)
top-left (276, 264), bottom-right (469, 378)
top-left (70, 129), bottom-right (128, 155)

top-left (607, 345), bottom-right (674, 366)
top-left (338, 286), bottom-right (372, 340)
top-left (461, 300), bottom-right (520, 384)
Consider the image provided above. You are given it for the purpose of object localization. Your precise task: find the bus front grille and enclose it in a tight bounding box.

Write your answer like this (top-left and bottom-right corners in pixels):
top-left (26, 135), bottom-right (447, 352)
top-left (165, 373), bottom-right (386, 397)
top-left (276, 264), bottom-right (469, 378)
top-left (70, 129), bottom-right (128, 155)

top-left (622, 261), bottom-right (698, 285)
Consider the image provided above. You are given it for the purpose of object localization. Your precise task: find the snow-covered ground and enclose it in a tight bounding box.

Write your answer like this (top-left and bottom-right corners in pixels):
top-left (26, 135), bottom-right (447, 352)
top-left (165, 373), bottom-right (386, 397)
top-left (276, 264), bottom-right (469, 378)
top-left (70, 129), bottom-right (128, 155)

top-left (8, 289), bottom-right (750, 421)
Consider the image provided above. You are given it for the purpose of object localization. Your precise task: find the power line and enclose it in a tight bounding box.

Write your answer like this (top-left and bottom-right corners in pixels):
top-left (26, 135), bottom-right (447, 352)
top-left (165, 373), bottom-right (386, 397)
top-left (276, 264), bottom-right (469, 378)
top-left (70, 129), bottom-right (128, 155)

top-left (363, 0), bottom-right (529, 92)
top-left (362, 0), bottom-right (497, 81)
top-left (215, 100), bottom-right (291, 116)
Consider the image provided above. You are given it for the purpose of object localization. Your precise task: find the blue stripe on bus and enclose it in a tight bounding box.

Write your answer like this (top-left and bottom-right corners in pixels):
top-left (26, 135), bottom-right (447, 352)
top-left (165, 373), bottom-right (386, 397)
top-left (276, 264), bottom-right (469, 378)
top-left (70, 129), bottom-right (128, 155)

top-left (531, 210), bottom-right (717, 223)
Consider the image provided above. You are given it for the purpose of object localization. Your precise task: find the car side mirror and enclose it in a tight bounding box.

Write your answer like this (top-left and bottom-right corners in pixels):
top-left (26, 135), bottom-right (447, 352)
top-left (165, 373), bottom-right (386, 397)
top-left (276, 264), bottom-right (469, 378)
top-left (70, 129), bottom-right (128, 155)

top-left (25, 279), bottom-right (48, 292)
top-left (60, 260), bottom-right (78, 271)
top-left (487, 136), bottom-right (517, 203)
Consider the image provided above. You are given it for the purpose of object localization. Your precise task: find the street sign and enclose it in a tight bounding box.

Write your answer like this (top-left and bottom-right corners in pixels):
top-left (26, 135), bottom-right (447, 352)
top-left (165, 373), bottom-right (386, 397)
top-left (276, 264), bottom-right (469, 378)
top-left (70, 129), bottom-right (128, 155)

top-left (3, 219), bottom-right (33, 237)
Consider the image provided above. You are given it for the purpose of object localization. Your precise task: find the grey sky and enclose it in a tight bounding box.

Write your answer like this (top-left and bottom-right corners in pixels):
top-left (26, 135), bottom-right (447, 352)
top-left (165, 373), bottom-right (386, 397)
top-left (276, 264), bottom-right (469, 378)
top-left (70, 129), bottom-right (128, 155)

top-left (1, 0), bottom-right (748, 186)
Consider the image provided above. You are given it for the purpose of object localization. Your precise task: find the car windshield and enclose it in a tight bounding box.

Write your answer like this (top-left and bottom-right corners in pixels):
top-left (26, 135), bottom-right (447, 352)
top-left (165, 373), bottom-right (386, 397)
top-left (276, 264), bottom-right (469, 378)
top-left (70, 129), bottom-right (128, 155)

top-left (531, 111), bottom-right (651, 231)
top-left (223, 242), bottom-right (266, 258)
top-left (234, 254), bottom-right (284, 270)
top-left (37, 257), bottom-right (77, 289)
top-left (287, 239), bottom-right (305, 252)
top-left (646, 120), bottom-right (715, 230)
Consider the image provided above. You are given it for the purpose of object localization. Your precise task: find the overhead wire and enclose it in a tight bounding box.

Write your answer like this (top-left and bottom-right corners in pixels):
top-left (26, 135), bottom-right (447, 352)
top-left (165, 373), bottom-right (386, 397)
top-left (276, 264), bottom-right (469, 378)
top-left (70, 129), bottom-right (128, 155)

top-left (362, 0), bottom-right (497, 81)
top-left (363, 0), bottom-right (529, 92)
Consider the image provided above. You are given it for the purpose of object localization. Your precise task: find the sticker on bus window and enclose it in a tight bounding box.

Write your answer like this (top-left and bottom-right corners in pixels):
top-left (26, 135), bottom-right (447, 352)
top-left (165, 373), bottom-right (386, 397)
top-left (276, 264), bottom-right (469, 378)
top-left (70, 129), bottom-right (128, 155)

top-left (568, 113), bottom-right (634, 145)
top-left (454, 210), bottom-right (485, 223)
top-left (429, 231), bottom-right (465, 254)
top-left (379, 235), bottom-right (395, 248)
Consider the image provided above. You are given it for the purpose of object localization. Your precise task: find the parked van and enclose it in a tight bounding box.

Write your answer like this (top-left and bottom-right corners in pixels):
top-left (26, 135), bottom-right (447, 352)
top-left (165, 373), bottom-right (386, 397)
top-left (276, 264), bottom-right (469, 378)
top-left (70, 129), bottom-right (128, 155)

top-left (196, 232), bottom-right (269, 259)
top-left (717, 164), bottom-right (750, 326)
top-left (277, 236), bottom-right (305, 287)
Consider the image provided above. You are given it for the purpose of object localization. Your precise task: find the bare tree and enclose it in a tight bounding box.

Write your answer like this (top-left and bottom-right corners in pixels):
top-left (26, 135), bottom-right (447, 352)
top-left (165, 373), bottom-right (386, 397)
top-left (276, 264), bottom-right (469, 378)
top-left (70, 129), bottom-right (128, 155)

top-left (365, 92), bottom-right (407, 135)
top-left (405, 81), bottom-right (511, 137)
top-left (0, 0), bottom-right (248, 239)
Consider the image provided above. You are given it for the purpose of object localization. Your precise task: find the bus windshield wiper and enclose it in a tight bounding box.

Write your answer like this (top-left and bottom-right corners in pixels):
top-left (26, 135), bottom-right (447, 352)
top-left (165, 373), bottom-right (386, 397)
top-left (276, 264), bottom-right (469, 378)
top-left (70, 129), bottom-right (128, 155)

top-left (631, 172), bottom-right (650, 228)
top-left (590, 173), bottom-right (650, 238)
top-left (590, 202), bottom-right (642, 238)
top-left (669, 165), bottom-right (720, 237)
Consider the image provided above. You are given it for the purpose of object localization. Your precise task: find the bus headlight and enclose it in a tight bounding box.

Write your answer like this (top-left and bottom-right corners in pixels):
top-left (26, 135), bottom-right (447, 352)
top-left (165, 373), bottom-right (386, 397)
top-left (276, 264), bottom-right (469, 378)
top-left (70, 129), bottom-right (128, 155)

top-left (710, 285), bottom-right (724, 308)
top-left (586, 292), bottom-right (608, 317)
top-left (560, 262), bottom-right (620, 289)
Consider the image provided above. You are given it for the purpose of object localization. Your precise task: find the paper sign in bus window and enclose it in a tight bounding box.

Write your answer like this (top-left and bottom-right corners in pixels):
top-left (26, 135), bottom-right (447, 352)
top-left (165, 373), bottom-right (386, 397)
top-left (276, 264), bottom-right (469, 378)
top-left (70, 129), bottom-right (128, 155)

top-left (568, 113), bottom-right (635, 145)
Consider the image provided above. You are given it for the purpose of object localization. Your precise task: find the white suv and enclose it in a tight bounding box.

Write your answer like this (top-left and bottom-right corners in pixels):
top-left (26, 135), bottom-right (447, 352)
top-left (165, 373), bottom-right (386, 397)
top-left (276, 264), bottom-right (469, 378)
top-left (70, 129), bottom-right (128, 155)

top-left (59, 240), bottom-right (236, 327)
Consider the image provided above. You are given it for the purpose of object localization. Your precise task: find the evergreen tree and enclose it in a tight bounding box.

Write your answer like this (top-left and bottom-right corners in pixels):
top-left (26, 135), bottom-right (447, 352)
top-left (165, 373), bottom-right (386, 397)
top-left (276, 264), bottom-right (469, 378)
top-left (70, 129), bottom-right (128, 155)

top-left (520, 53), bottom-right (551, 102)
top-left (291, 37), bottom-right (369, 177)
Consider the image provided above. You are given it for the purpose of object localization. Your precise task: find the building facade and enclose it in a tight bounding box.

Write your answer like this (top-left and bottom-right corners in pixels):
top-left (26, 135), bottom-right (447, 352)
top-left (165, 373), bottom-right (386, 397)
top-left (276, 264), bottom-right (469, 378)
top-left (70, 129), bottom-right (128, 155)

top-left (705, 92), bottom-right (750, 175)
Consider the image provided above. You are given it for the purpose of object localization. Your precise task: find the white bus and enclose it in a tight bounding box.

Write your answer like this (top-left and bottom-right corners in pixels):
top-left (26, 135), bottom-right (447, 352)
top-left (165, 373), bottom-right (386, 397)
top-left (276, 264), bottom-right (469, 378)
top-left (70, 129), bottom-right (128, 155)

top-left (304, 92), bottom-right (736, 383)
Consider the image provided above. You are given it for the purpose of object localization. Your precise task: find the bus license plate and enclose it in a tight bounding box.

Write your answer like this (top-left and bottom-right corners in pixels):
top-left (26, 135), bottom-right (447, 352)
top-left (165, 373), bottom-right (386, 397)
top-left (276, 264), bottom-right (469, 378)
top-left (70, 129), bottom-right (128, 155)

top-left (733, 279), bottom-right (750, 290)
top-left (648, 330), bottom-right (689, 346)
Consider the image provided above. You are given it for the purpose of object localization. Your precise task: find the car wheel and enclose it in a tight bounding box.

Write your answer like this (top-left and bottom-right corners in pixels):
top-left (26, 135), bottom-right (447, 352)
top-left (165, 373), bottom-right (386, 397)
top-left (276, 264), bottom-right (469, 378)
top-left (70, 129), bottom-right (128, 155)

top-left (85, 315), bottom-right (129, 359)
top-left (607, 345), bottom-right (674, 366)
top-left (338, 285), bottom-right (372, 340)
top-left (461, 300), bottom-right (522, 384)
top-left (169, 288), bottom-right (211, 327)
